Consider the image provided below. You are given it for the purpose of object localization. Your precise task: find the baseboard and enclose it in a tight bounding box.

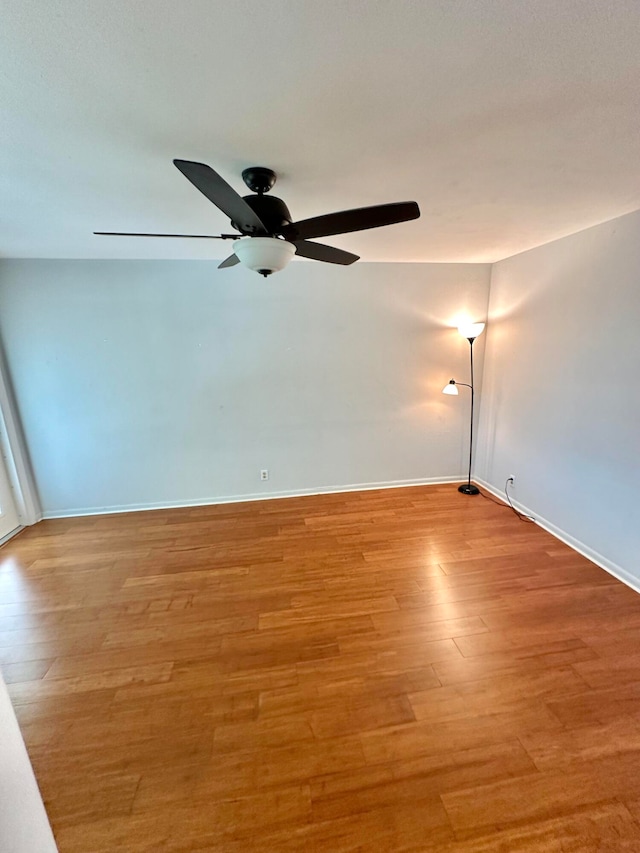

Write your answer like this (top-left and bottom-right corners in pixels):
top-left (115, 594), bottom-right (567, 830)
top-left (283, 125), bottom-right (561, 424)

top-left (0, 525), bottom-right (23, 546)
top-left (474, 477), bottom-right (640, 595)
top-left (42, 475), bottom-right (463, 520)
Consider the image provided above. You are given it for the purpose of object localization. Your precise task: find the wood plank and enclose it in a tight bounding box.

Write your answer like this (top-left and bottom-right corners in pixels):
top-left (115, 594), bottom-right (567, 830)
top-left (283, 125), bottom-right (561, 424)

top-left (441, 752), bottom-right (640, 837)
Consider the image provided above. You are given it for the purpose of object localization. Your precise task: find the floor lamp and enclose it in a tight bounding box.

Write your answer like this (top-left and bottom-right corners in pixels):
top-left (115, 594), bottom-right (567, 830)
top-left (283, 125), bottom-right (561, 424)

top-left (442, 322), bottom-right (485, 495)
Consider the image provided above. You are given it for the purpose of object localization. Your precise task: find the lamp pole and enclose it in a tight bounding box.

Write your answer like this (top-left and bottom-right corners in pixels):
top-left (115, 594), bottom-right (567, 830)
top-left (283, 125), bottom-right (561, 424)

top-left (458, 336), bottom-right (479, 495)
top-left (442, 322), bottom-right (485, 495)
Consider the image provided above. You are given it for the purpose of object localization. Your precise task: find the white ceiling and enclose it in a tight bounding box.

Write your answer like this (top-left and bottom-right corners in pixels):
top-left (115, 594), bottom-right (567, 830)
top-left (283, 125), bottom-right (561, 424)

top-left (2, 0), bottom-right (640, 263)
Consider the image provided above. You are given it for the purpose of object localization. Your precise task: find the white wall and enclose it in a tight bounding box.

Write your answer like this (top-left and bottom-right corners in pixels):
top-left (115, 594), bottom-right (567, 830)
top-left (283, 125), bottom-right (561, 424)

top-left (476, 210), bottom-right (640, 582)
top-left (0, 675), bottom-right (58, 852)
top-left (0, 260), bottom-right (490, 516)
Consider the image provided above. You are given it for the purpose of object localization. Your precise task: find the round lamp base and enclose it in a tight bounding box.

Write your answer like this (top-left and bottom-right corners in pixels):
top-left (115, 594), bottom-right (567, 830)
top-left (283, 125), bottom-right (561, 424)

top-left (458, 483), bottom-right (480, 496)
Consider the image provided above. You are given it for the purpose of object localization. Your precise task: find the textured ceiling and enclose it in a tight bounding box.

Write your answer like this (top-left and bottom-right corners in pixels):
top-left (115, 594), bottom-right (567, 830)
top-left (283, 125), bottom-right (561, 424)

top-left (2, 0), bottom-right (640, 262)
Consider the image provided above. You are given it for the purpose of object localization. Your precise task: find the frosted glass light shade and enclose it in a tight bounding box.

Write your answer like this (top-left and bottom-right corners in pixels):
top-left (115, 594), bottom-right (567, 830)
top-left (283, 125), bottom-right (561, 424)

top-left (457, 322), bottom-right (485, 340)
top-left (442, 380), bottom-right (459, 395)
top-left (233, 237), bottom-right (296, 276)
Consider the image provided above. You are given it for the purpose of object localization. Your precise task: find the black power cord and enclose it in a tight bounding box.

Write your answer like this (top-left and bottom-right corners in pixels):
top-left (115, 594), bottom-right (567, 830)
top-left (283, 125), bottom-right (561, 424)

top-left (479, 478), bottom-right (535, 523)
top-left (504, 477), bottom-right (535, 522)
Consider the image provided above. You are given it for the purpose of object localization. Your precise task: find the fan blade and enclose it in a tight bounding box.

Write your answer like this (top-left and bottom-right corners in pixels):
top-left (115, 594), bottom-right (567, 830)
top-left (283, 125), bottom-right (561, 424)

top-left (218, 254), bottom-right (240, 269)
top-left (173, 160), bottom-right (268, 235)
top-left (283, 201), bottom-right (420, 241)
top-left (93, 232), bottom-right (239, 239)
top-left (293, 240), bottom-right (359, 265)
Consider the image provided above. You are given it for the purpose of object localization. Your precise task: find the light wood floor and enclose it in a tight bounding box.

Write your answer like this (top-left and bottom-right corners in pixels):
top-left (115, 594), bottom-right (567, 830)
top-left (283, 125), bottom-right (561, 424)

top-left (2, 485), bottom-right (640, 851)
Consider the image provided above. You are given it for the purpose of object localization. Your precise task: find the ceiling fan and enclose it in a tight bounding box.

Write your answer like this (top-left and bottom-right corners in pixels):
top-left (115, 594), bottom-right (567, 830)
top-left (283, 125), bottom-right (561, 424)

top-left (95, 160), bottom-right (421, 277)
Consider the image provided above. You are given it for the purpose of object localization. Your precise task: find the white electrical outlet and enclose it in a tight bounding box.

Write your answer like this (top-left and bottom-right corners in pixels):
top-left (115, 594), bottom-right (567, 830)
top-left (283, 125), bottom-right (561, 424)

top-left (508, 474), bottom-right (516, 486)
top-left (260, 469), bottom-right (269, 481)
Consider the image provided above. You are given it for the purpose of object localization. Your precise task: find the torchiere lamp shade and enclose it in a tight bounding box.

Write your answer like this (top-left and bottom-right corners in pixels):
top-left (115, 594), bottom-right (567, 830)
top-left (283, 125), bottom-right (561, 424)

top-left (457, 322), bottom-right (485, 340)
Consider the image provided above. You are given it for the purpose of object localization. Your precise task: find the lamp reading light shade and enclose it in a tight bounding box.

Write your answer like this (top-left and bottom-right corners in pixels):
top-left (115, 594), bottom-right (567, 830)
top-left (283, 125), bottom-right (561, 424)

top-left (233, 237), bottom-right (296, 277)
top-left (457, 322), bottom-right (485, 340)
top-left (442, 380), bottom-right (459, 395)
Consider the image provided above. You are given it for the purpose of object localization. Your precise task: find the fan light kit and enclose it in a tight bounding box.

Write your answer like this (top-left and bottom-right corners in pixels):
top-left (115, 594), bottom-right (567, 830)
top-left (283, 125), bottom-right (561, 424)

top-left (233, 237), bottom-right (296, 276)
top-left (95, 161), bottom-right (420, 277)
